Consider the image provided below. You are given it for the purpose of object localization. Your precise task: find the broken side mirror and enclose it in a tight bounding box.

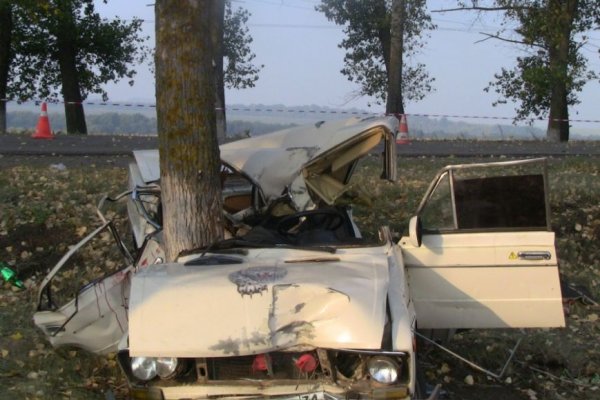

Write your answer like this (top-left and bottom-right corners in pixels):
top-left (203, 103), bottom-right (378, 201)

top-left (409, 215), bottom-right (422, 248)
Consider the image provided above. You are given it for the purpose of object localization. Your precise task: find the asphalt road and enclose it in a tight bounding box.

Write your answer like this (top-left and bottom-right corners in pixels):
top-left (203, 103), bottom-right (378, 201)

top-left (0, 134), bottom-right (158, 156)
top-left (0, 134), bottom-right (158, 168)
top-left (1, 133), bottom-right (600, 168)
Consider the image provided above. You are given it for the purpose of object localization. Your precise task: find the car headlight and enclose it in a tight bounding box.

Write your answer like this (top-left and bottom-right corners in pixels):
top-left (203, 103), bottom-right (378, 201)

top-left (367, 356), bottom-right (399, 384)
top-left (131, 356), bottom-right (157, 381)
top-left (156, 357), bottom-right (179, 379)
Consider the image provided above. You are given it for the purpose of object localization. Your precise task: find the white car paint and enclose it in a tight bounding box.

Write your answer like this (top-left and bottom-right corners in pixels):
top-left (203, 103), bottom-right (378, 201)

top-left (402, 231), bottom-right (564, 329)
top-left (129, 246), bottom-right (394, 357)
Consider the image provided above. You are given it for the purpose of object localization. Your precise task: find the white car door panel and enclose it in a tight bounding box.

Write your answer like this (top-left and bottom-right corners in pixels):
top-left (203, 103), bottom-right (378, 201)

top-left (401, 159), bottom-right (565, 330)
top-left (402, 231), bottom-right (564, 329)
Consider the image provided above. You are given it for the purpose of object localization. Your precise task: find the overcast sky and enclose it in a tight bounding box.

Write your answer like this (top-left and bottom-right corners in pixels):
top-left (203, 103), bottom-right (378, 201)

top-left (94, 0), bottom-right (600, 133)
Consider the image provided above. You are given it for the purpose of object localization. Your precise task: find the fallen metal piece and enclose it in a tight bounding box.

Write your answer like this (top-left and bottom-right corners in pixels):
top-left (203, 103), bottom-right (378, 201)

top-left (414, 330), bottom-right (522, 380)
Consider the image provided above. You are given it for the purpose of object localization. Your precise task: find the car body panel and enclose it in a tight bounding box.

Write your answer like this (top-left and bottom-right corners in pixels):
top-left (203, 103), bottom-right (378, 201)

top-left (401, 231), bottom-right (565, 329)
top-left (33, 270), bottom-right (130, 354)
top-left (127, 160), bottom-right (160, 249)
top-left (129, 247), bottom-right (390, 357)
top-left (133, 149), bottom-right (160, 184)
top-left (33, 223), bottom-right (131, 354)
top-left (156, 383), bottom-right (410, 400)
top-left (386, 243), bottom-right (417, 352)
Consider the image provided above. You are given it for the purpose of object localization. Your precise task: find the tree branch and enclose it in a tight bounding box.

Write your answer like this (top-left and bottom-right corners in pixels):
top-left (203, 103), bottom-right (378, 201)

top-left (475, 32), bottom-right (545, 49)
top-left (432, 6), bottom-right (532, 13)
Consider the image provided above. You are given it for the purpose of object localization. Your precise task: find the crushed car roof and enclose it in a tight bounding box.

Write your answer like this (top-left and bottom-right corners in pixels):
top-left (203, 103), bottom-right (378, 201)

top-left (133, 116), bottom-right (398, 209)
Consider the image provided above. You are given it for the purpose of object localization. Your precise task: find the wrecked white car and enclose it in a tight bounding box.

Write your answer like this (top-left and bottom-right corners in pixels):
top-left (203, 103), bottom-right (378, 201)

top-left (34, 117), bottom-right (565, 400)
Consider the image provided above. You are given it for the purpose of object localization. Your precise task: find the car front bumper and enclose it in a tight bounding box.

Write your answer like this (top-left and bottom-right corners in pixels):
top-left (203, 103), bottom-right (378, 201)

top-left (130, 382), bottom-right (412, 400)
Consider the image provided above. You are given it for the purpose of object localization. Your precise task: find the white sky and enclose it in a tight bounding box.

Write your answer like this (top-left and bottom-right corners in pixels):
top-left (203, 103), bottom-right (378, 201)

top-left (95, 0), bottom-right (600, 132)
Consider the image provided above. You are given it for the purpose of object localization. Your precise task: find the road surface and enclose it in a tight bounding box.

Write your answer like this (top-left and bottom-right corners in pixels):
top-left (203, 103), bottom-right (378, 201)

top-left (1, 133), bottom-right (599, 168)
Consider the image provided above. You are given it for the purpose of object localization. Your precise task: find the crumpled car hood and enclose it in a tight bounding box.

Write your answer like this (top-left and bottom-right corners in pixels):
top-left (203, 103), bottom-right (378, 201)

top-left (129, 253), bottom-right (389, 357)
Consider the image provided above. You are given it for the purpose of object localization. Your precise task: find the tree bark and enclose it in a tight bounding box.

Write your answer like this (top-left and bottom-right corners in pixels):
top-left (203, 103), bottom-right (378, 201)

top-left (0, 0), bottom-right (12, 134)
top-left (156, 0), bottom-right (224, 262)
top-left (54, 0), bottom-right (87, 134)
top-left (375, 0), bottom-right (391, 74)
top-left (211, 0), bottom-right (226, 143)
top-left (546, 0), bottom-right (577, 142)
top-left (386, 0), bottom-right (405, 115)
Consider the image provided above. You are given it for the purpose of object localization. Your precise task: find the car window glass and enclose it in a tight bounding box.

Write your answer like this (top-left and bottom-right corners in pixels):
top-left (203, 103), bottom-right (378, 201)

top-left (453, 174), bottom-right (547, 229)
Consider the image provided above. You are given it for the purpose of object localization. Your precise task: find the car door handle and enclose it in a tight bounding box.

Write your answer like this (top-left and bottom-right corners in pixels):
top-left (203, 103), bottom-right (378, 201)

top-left (517, 251), bottom-right (551, 261)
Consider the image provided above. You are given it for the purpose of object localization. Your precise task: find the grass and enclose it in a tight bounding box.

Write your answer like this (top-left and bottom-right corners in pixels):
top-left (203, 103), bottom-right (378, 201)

top-left (0, 164), bottom-right (128, 399)
top-left (0, 155), bottom-right (599, 399)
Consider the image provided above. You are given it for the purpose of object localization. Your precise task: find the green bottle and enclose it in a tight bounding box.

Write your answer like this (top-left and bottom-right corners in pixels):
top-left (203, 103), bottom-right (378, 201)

top-left (0, 262), bottom-right (25, 289)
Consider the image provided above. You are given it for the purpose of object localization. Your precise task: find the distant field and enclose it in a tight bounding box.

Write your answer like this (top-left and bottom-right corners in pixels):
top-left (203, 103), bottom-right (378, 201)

top-left (0, 155), bottom-right (598, 399)
top-left (6, 106), bottom-right (599, 139)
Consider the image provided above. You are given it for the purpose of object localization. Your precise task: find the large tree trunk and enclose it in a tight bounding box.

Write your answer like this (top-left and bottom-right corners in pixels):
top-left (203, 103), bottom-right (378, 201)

top-left (546, 74), bottom-right (569, 142)
top-left (211, 1), bottom-right (226, 143)
top-left (59, 70), bottom-right (87, 134)
top-left (156, 0), bottom-right (224, 262)
top-left (54, 1), bottom-right (87, 134)
top-left (386, 0), bottom-right (405, 115)
top-left (546, 0), bottom-right (577, 142)
top-left (0, 0), bottom-right (12, 134)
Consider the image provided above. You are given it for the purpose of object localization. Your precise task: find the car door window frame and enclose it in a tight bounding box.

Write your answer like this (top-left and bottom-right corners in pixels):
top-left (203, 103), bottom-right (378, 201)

top-left (416, 158), bottom-right (552, 234)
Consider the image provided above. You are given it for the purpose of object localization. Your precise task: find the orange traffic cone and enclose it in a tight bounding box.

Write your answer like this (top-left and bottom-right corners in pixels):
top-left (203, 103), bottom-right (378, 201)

top-left (396, 114), bottom-right (410, 144)
top-left (32, 102), bottom-right (54, 139)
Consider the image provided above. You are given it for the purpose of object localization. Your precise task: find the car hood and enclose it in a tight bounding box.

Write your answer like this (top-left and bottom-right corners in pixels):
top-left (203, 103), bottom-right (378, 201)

top-left (132, 116), bottom-right (398, 210)
top-left (129, 251), bottom-right (390, 357)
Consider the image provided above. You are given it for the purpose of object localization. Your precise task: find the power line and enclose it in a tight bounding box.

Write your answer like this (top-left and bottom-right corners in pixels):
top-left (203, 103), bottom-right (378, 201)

top-left (247, 22), bottom-right (500, 34)
top-left (250, 22), bottom-right (338, 29)
top-left (5, 99), bottom-right (600, 124)
top-left (431, 16), bottom-right (503, 31)
top-left (246, 0), bottom-right (313, 11)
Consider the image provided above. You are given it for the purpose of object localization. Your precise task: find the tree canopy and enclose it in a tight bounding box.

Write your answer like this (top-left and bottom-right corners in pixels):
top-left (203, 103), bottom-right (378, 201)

top-left (223, 1), bottom-right (262, 90)
top-left (2, 1), bottom-right (259, 135)
top-left (214, 0), bottom-right (263, 142)
top-left (6, 0), bottom-right (148, 133)
top-left (10, 1), bottom-right (147, 102)
top-left (446, 0), bottom-right (600, 141)
top-left (317, 0), bottom-right (435, 108)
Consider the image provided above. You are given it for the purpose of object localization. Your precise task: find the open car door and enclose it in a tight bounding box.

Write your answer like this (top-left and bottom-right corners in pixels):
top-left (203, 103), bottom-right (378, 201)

top-left (400, 159), bottom-right (565, 329)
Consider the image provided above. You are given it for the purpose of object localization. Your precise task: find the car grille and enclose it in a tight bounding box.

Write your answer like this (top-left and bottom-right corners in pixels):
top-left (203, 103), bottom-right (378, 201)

top-left (198, 351), bottom-right (324, 381)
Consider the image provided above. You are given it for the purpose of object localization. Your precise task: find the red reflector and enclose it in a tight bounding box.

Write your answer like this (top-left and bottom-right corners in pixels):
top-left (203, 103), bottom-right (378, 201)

top-left (252, 354), bottom-right (268, 372)
top-left (295, 353), bottom-right (317, 373)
